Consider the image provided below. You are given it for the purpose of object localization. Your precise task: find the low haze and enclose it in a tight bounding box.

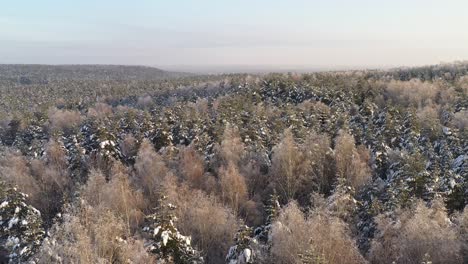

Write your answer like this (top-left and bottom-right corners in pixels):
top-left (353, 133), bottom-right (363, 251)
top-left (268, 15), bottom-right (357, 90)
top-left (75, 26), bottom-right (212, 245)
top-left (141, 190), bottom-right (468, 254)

top-left (1, 0), bottom-right (468, 71)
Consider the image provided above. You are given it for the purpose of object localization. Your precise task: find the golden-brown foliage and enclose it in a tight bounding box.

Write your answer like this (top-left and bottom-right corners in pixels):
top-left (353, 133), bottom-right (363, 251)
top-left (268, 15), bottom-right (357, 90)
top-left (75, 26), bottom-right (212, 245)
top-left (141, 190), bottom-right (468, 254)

top-left (270, 201), bottom-right (366, 264)
top-left (103, 167), bottom-right (146, 232)
top-left (455, 76), bottom-right (468, 95)
top-left (81, 169), bottom-right (107, 207)
top-left (334, 130), bottom-right (371, 190)
top-left (0, 152), bottom-right (40, 203)
top-left (87, 102), bottom-right (113, 119)
top-left (383, 79), bottom-right (439, 108)
top-left (241, 198), bottom-right (263, 227)
top-left (298, 100), bottom-right (331, 117)
top-left (42, 139), bottom-right (70, 189)
top-left (219, 161), bottom-right (248, 214)
top-left (34, 209), bottom-right (96, 263)
top-left (179, 145), bottom-right (205, 189)
top-left (369, 199), bottom-right (463, 264)
top-left (416, 105), bottom-right (442, 140)
top-left (120, 133), bottom-right (138, 159)
top-left (239, 151), bottom-right (269, 199)
top-left (270, 129), bottom-right (307, 202)
top-left (217, 123), bottom-right (245, 166)
top-left (452, 110), bottom-right (468, 132)
top-left (0, 141), bottom-right (72, 220)
top-left (32, 140), bottom-right (72, 218)
top-left (134, 139), bottom-right (171, 201)
top-left (83, 164), bottom-right (146, 233)
top-left (34, 205), bottom-right (155, 263)
top-left (47, 107), bottom-right (82, 133)
top-left (270, 202), bottom-right (310, 263)
top-left (301, 132), bottom-right (335, 195)
top-left (163, 180), bottom-right (239, 264)
top-left (3, 65), bottom-right (468, 264)
top-left (455, 208), bottom-right (468, 263)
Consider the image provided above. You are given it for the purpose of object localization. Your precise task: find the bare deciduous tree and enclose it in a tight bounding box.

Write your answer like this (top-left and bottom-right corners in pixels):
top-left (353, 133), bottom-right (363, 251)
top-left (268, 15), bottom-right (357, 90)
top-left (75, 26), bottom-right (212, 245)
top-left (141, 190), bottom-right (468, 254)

top-left (219, 161), bottom-right (248, 214)
top-left (334, 130), bottom-right (371, 190)
top-left (270, 129), bottom-right (307, 202)
top-left (369, 199), bottom-right (463, 264)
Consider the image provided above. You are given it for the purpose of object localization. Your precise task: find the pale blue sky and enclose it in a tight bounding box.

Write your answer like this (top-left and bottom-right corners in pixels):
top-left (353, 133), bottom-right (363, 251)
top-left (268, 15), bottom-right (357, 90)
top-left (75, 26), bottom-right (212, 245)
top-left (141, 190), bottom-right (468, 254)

top-left (1, 0), bottom-right (468, 70)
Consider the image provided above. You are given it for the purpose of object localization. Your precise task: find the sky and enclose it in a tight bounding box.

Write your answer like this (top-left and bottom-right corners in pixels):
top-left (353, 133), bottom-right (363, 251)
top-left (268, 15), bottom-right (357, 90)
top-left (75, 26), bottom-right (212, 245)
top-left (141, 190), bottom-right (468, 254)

top-left (1, 0), bottom-right (468, 72)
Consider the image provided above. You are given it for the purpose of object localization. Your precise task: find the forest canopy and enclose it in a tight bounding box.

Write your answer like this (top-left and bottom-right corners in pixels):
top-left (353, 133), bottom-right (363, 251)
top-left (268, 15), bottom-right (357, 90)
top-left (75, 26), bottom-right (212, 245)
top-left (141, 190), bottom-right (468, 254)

top-left (0, 63), bottom-right (466, 263)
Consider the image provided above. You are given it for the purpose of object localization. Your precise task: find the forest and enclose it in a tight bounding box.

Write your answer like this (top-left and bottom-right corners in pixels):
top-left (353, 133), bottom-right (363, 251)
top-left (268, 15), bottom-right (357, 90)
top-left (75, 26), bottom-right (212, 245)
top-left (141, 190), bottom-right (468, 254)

top-left (0, 63), bottom-right (466, 264)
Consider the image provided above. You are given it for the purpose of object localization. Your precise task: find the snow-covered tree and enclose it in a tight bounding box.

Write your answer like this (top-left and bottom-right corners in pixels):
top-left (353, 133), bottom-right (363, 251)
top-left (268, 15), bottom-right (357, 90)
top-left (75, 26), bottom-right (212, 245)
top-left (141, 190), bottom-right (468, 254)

top-left (225, 193), bottom-right (280, 264)
top-left (0, 182), bottom-right (44, 263)
top-left (143, 196), bottom-right (203, 264)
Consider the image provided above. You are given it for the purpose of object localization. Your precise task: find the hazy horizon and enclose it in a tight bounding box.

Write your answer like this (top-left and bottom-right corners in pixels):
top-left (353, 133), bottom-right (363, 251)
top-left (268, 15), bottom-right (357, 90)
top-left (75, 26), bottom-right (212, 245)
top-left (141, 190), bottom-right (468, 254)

top-left (0, 63), bottom-right (408, 74)
top-left (2, 0), bottom-right (468, 71)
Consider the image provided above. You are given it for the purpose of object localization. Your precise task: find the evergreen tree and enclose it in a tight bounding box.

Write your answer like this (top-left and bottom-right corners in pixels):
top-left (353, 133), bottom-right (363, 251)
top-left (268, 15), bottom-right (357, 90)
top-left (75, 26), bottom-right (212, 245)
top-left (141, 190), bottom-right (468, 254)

top-left (143, 196), bottom-right (203, 264)
top-left (0, 182), bottom-right (44, 263)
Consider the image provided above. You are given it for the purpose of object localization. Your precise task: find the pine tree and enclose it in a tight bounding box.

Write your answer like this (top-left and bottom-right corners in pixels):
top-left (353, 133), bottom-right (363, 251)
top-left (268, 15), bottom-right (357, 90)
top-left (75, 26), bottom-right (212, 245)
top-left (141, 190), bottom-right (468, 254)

top-left (0, 182), bottom-right (45, 263)
top-left (225, 193), bottom-right (281, 264)
top-left (225, 225), bottom-right (254, 264)
top-left (143, 196), bottom-right (203, 264)
top-left (265, 192), bottom-right (281, 225)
